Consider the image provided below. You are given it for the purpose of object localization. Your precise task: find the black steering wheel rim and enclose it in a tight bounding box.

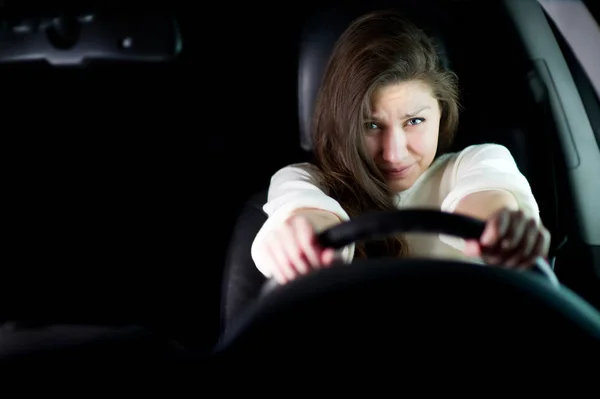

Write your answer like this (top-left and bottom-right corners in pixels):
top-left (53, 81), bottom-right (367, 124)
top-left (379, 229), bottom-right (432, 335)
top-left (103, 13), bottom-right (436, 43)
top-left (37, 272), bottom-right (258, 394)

top-left (216, 256), bottom-right (600, 353)
top-left (315, 208), bottom-right (558, 285)
top-left (317, 208), bottom-right (485, 249)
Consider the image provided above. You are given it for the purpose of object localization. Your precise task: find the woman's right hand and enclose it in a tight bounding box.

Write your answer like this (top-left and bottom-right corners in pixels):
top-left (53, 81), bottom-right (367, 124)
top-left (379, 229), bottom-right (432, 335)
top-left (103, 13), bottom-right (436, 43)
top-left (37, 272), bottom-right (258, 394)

top-left (261, 215), bottom-right (340, 284)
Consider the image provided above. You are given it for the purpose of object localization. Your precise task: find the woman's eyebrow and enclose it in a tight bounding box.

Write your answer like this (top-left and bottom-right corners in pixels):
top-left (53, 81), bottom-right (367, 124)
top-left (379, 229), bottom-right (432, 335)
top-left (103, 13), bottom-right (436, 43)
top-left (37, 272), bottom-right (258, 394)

top-left (400, 106), bottom-right (431, 118)
top-left (368, 106), bottom-right (432, 120)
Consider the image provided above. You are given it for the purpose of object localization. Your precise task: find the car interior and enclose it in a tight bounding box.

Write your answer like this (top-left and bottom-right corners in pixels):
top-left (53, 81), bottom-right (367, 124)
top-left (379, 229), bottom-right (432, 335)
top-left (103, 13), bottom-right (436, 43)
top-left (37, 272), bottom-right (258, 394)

top-left (1, 0), bottom-right (600, 376)
top-left (217, 0), bottom-right (600, 367)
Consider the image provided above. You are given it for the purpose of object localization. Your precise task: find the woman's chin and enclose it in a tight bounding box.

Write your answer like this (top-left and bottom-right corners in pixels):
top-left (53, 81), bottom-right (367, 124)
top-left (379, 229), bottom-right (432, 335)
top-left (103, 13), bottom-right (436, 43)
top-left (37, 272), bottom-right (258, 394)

top-left (386, 174), bottom-right (419, 193)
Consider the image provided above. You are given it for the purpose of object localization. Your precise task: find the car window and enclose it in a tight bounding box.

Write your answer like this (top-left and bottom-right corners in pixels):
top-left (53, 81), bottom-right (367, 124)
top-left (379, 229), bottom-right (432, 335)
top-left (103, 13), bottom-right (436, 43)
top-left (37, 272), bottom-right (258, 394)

top-left (539, 0), bottom-right (600, 148)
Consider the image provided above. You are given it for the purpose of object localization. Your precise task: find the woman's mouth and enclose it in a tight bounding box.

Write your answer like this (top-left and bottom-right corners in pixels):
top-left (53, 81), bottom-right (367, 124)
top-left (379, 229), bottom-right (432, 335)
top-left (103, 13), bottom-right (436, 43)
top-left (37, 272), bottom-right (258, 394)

top-left (381, 163), bottom-right (415, 179)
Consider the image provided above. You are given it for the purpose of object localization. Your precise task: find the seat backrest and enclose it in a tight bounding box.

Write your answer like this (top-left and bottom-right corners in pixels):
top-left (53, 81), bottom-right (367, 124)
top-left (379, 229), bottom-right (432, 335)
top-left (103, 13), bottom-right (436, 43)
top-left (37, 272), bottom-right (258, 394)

top-left (220, 191), bottom-right (268, 332)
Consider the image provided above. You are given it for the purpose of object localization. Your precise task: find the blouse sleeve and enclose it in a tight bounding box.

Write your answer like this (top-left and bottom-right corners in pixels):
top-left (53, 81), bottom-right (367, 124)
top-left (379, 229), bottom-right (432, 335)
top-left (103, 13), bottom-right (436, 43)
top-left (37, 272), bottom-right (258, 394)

top-left (439, 143), bottom-right (540, 250)
top-left (250, 163), bottom-right (355, 277)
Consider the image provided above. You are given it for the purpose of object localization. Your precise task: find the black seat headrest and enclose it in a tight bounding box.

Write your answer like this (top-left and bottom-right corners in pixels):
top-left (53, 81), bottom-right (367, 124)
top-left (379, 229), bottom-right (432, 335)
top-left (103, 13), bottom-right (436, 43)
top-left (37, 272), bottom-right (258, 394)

top-left (297, 2), bottom-right (452, 151)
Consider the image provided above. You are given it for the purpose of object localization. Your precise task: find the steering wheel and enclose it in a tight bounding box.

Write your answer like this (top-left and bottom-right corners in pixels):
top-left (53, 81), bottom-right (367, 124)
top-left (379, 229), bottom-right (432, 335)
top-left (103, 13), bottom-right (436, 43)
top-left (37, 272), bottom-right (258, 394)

top-left (317, 208), bottom-right (559, 286)
top-left (215, 209), bottom-right (600, 363)
top-left (252, 208), bottom-right (557, 297)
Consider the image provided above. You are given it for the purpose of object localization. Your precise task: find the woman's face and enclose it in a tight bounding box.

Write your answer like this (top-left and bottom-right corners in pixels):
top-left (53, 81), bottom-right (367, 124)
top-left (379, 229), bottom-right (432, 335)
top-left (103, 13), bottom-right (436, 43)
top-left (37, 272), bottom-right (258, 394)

top-left (364, 80), bottom-right (442, 192)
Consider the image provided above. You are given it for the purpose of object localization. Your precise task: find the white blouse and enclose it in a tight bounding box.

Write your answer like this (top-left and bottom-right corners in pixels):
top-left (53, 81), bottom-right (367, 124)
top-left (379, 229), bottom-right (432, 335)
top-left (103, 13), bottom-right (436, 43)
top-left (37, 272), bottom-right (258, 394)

top-left (251, 143), bottom-right (540, 278)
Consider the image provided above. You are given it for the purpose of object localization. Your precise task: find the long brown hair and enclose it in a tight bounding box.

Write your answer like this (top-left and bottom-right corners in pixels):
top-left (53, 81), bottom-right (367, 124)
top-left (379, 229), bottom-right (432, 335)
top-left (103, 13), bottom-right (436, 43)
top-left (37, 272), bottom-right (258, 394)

top-left (312, 10), bottom-right (460, 258)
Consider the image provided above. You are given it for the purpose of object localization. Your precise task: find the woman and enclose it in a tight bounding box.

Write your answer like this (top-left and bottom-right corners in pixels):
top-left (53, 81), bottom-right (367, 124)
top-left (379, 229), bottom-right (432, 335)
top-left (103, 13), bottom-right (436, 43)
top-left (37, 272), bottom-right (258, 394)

top-left (251, 10), bottom-right (550, 284)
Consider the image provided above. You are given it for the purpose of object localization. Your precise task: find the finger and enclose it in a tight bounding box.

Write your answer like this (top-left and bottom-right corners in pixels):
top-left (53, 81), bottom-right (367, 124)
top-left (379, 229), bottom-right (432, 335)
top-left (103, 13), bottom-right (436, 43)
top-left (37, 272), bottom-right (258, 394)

top-left (320, 248), bottom-right (338, 266)
top-left (508, 218), bottom-right (540, 267)
top-left (500, 210), bottom-right (527, 254)
top-left (480, 209), bottom-right (513, 267)
top-left (520, 218), bottom-right (541, 258)
top-left (260, 242), bottom-right (286, 283)
top-left (481, 208), bottom-right (511, 249)
top-left (481, 253), bottom-right (506, 268)
top-left (292, 217), bottom-right (322, 269)
top-left (517, 224), bottom-right (551, 269)
top-left (482, 210), bottom-right (529, 266)
top-left (463, 239), bottom-right (481, 257)
top-left (264, 241), bottom-right (289, 284)
top-left (279, 222), bottom-right (310, 276)
top-left (500, 213), bottom-right (532, 267)
top-left (260, 232), bottom-right (287, 283)
top-left (266, 231), bottom-right (297, 282)
top-left (532, 227), bottom-right (551, 260)
top-left (515, 232), bottom-right (547, 269)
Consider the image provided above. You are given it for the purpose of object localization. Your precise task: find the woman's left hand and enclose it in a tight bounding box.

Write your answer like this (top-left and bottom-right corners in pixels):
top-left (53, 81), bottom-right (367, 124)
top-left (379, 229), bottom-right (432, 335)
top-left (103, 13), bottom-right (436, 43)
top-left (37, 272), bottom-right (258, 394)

top-left (463, 208), bottom-right (551, 269)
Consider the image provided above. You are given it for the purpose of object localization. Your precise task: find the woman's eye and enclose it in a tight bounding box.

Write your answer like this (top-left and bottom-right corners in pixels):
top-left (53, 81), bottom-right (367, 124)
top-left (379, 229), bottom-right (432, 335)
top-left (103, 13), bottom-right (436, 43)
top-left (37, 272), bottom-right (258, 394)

top-left (406, 117), bottom-right (425, 126)
top-left (365, 122), bottom-right (380, 130)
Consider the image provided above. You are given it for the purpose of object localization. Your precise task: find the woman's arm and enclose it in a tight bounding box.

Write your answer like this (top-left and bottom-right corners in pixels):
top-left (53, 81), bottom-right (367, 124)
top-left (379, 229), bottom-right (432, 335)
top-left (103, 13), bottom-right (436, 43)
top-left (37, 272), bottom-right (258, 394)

top-left (442, 144), bottom-right (550, 267)
top-left (454, 189), bottom-right (549, 268)
top-left (259, 208), bottom-right (344, 283)
top-left (290, 208), bottom-right (343, 231)
top-left (454, 189), bottom-right (518, 221)
top-left (251, 164), bottom-right (354, 279)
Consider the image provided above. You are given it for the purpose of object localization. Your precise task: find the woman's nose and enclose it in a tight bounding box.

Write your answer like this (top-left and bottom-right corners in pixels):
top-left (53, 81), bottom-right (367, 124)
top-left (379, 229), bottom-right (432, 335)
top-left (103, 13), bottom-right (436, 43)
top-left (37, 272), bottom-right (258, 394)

top-left (381, 128), bottom-right (408, 162)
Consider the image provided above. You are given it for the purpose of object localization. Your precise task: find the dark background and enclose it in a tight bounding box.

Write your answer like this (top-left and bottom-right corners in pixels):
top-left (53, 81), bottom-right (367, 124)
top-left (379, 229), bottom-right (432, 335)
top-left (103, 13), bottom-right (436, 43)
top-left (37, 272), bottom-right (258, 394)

top-left (1, 1), bottom-right (315, 351)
